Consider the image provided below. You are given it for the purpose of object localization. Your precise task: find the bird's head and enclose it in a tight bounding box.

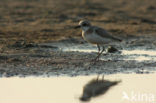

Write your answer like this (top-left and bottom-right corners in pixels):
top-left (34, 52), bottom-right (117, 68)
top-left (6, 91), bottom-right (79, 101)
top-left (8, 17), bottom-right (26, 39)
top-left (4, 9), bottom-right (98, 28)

top-left (75, 20), bottom-right (91, 31)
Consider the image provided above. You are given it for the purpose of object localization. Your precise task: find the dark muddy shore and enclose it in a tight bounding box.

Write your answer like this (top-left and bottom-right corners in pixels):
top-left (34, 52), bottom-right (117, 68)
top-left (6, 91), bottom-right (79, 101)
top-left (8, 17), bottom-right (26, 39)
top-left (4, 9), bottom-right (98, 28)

top-left (0, 36), bottom-right (156, 77)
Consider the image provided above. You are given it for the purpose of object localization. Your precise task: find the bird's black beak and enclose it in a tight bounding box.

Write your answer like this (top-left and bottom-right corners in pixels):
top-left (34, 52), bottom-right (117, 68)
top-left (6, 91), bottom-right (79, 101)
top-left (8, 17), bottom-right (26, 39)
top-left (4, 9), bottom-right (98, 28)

top-left (74, 25), bottom-right (81, 29)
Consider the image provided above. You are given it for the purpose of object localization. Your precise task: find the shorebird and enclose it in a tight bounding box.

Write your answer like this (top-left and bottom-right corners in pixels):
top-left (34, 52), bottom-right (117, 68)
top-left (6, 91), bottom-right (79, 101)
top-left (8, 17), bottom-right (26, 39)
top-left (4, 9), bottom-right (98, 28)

top-left (75, 20), bottom-right (122, 61)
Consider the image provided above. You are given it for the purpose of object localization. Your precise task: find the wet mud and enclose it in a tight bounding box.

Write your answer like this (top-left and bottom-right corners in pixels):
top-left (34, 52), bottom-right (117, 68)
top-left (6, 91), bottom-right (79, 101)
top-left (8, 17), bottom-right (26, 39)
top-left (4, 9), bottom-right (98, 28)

top-left (0, 36), bottom-right (156, 77)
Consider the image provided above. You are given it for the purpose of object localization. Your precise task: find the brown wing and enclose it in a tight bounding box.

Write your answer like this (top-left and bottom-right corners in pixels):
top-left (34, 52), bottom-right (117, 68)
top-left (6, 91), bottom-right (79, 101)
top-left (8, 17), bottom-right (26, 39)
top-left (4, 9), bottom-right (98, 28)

top-left (94, 26), bottom-right (122, 42)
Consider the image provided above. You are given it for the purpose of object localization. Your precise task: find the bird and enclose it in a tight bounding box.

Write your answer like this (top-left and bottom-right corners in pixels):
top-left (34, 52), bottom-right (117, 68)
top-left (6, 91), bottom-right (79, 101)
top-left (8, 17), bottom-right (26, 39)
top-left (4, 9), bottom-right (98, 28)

top-left (75, 20), bottom-right (122, 61)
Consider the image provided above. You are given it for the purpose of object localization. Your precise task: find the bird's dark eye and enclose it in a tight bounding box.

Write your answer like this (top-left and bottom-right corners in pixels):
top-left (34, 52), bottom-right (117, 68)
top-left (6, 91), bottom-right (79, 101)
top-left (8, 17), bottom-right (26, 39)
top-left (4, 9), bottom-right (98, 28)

top-left (82, 23), bottom-right (87, 26)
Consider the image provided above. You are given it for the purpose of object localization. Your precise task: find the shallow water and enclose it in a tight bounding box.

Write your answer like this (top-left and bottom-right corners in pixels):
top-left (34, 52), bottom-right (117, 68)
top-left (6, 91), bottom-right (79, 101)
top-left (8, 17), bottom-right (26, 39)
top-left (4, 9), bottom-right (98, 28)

top-left (0, 73), bottom-right (155, 103)
top-left (122, 50), bottom-right (156, 56)
top-left (121, 49), bottom-right (156, 62)
top-left (62, 45), bottom-right (97, 53)
top-left (62, 45), bottom-right (156, 62)
top-left (1, 40), bottom-right (156, 77)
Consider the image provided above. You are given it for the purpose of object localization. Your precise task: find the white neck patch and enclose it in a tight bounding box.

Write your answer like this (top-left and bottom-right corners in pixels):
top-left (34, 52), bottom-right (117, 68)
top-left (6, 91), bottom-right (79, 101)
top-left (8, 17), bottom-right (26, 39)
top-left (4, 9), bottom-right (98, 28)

top-left (81, 26), bottom-right (89, 32)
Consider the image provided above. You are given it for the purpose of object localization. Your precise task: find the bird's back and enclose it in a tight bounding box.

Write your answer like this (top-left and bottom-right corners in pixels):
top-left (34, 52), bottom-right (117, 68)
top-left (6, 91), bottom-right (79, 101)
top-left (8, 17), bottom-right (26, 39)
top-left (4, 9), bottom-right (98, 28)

top-left (93, 26), bottom-right (122, 42)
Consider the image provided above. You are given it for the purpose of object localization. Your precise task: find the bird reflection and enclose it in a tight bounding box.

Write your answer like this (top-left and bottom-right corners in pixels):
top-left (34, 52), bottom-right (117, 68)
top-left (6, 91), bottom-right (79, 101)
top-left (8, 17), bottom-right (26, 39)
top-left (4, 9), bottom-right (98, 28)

top-left (80, 75), bottom-right (121, 101)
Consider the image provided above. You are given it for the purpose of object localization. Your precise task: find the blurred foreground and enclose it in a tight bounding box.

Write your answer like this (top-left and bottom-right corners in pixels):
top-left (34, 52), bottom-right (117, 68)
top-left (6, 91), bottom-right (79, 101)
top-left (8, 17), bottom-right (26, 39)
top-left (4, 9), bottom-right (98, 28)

top-left (0, 73), bottom-right (155, 103)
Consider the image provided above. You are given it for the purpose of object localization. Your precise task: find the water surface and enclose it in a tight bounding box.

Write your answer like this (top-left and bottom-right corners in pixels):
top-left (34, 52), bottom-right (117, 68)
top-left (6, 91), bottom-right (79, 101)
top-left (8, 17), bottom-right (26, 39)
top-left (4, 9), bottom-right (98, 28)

top-left (0, 73), bottom-right (155, 103)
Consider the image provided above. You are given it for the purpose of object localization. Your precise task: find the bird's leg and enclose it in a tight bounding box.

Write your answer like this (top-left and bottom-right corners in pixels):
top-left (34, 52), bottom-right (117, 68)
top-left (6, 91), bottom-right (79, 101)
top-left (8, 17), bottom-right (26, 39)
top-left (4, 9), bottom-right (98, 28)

top-left (96, 44), bottom-right (101, 60)
top-left (96, 74), bottom-right (99, 81)
top-left (93, 46), bottom-right (105, 62)
top-left (101, 46), bottom-right (105, 54)
top-left (93, 44), bottom-right (101, 61)
top-left (102, 75), bottom-right (104, 80)
top-left (97, 44), bottom-right (100, 54)
top-left (96, 46), bottom-right (105, 60)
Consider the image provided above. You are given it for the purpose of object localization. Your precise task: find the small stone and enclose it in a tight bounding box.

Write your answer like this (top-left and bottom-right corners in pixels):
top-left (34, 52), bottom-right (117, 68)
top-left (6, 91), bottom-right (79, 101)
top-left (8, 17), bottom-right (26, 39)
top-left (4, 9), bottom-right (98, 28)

top-left (106, 46), bottom-right (118, 53)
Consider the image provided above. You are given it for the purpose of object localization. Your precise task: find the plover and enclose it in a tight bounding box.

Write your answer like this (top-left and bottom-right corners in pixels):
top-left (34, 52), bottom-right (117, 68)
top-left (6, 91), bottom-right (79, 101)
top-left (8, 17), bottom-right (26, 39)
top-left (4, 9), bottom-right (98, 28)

top-left (75, 20), bottom-right (122, 61)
